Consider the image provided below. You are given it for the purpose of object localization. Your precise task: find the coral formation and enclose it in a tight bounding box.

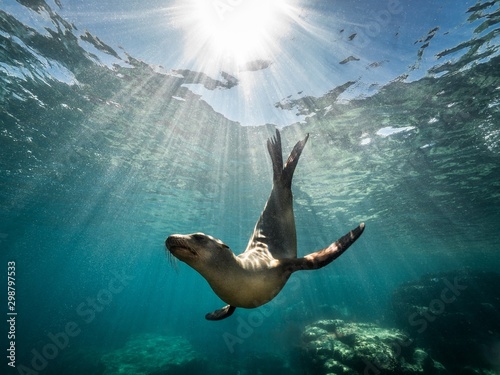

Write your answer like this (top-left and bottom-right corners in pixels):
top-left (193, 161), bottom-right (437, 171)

top-left (300, 319), bottom-right (446, 375)
top-left (392, 270), bottom-right (500, 373)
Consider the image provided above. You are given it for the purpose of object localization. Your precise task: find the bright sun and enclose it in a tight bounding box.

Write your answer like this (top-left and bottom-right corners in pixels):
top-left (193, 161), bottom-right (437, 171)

top-left (175, 0), bottom-right (295, 69)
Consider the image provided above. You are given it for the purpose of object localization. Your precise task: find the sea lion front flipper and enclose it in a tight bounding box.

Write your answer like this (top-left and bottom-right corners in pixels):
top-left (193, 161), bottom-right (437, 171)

top-left (286, 223), bottom-right (365, 272)
top-left (205, 305), bottom-right (236, 321)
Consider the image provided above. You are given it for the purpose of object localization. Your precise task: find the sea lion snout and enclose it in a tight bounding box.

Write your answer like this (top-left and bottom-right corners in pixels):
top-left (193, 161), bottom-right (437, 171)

top-left (165, 235), bottom-right (178, 249)
top-left (165, 235), bottom-right (198, 260)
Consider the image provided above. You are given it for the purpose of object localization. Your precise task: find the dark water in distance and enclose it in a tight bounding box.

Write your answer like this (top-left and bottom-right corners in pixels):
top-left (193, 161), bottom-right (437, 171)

top-left (1, 0), bottom-right (500, 374)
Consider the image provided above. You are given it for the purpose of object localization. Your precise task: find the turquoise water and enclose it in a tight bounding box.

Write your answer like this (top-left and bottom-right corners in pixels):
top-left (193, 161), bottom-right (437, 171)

top-left (1, 0), bottom-right (500, 374)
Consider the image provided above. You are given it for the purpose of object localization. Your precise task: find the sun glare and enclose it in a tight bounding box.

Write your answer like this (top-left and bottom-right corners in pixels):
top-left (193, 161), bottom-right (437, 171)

top-left (175, 0), bottom-right (295, 69)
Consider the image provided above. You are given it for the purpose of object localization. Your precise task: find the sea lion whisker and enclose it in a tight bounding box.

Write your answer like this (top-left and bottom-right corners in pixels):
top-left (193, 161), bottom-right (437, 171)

top-left (165, 247), bottom-right (179, 272)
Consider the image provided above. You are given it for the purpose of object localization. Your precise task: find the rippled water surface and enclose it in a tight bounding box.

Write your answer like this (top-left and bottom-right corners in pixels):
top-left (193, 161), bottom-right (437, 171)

top-left (1, 0), bottom-right (499, 374)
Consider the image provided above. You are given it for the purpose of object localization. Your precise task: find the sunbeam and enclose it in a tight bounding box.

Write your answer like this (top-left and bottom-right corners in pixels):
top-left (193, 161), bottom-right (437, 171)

top-left (173, 0), bottom-right (299, 71)
top-left (3, 1), bottom-right (500, 373)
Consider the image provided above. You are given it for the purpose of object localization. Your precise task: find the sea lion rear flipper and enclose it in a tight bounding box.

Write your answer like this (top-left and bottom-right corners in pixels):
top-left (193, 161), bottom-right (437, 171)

top-left (205, 305), bottom-right (236, 321)
top-left (267, 130), bottom-right (284, 182)
top-left (288, 223), bottom-right (365, 271)
top-left (267, 129), bottom-right (309, 187)
top-left (283, 133), bottom-right (309, 187)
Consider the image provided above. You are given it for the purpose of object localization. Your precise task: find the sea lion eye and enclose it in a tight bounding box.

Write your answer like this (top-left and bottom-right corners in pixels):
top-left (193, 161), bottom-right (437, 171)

top-left (193, 234), bottom-right (205, 241)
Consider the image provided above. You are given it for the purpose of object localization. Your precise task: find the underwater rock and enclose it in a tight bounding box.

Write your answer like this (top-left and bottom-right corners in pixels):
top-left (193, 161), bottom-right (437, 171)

top-left (391, 270), bottom-right (500, 373)
top-left (100, 333), bottom-right (205, 375)
top-left (300, 319), bottom-right (446, 375)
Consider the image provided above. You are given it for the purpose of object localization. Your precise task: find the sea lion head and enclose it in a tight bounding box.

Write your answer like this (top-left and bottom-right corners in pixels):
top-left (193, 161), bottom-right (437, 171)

top-left (165, 233), bottom-right (234, 271)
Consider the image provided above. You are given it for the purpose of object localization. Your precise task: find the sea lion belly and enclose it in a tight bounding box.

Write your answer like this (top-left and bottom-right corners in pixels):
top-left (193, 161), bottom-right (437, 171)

top-left (205, 265), bottom-right (290, 308)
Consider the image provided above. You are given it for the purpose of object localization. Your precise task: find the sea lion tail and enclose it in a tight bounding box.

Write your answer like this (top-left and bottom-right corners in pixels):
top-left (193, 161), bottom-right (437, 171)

top-left (267, 129), bottom-right (309, 187)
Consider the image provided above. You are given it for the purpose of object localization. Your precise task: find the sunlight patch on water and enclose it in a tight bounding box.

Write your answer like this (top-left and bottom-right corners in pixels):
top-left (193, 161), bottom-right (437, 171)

top-left (2, 0), bottom-right (55, 37)
top-left (78, 39), bottom-right (127, 68)
top-left (0, 36), bottom-right (79, 85)
top-left (360, 137), bottom-right (372, 146)
top-left (376, 126), bottom-right (416, 138)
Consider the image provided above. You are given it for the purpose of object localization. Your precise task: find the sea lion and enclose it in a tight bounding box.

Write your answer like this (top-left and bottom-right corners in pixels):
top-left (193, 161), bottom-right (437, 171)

top-left (165, 130), bottom-right (365, 320)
